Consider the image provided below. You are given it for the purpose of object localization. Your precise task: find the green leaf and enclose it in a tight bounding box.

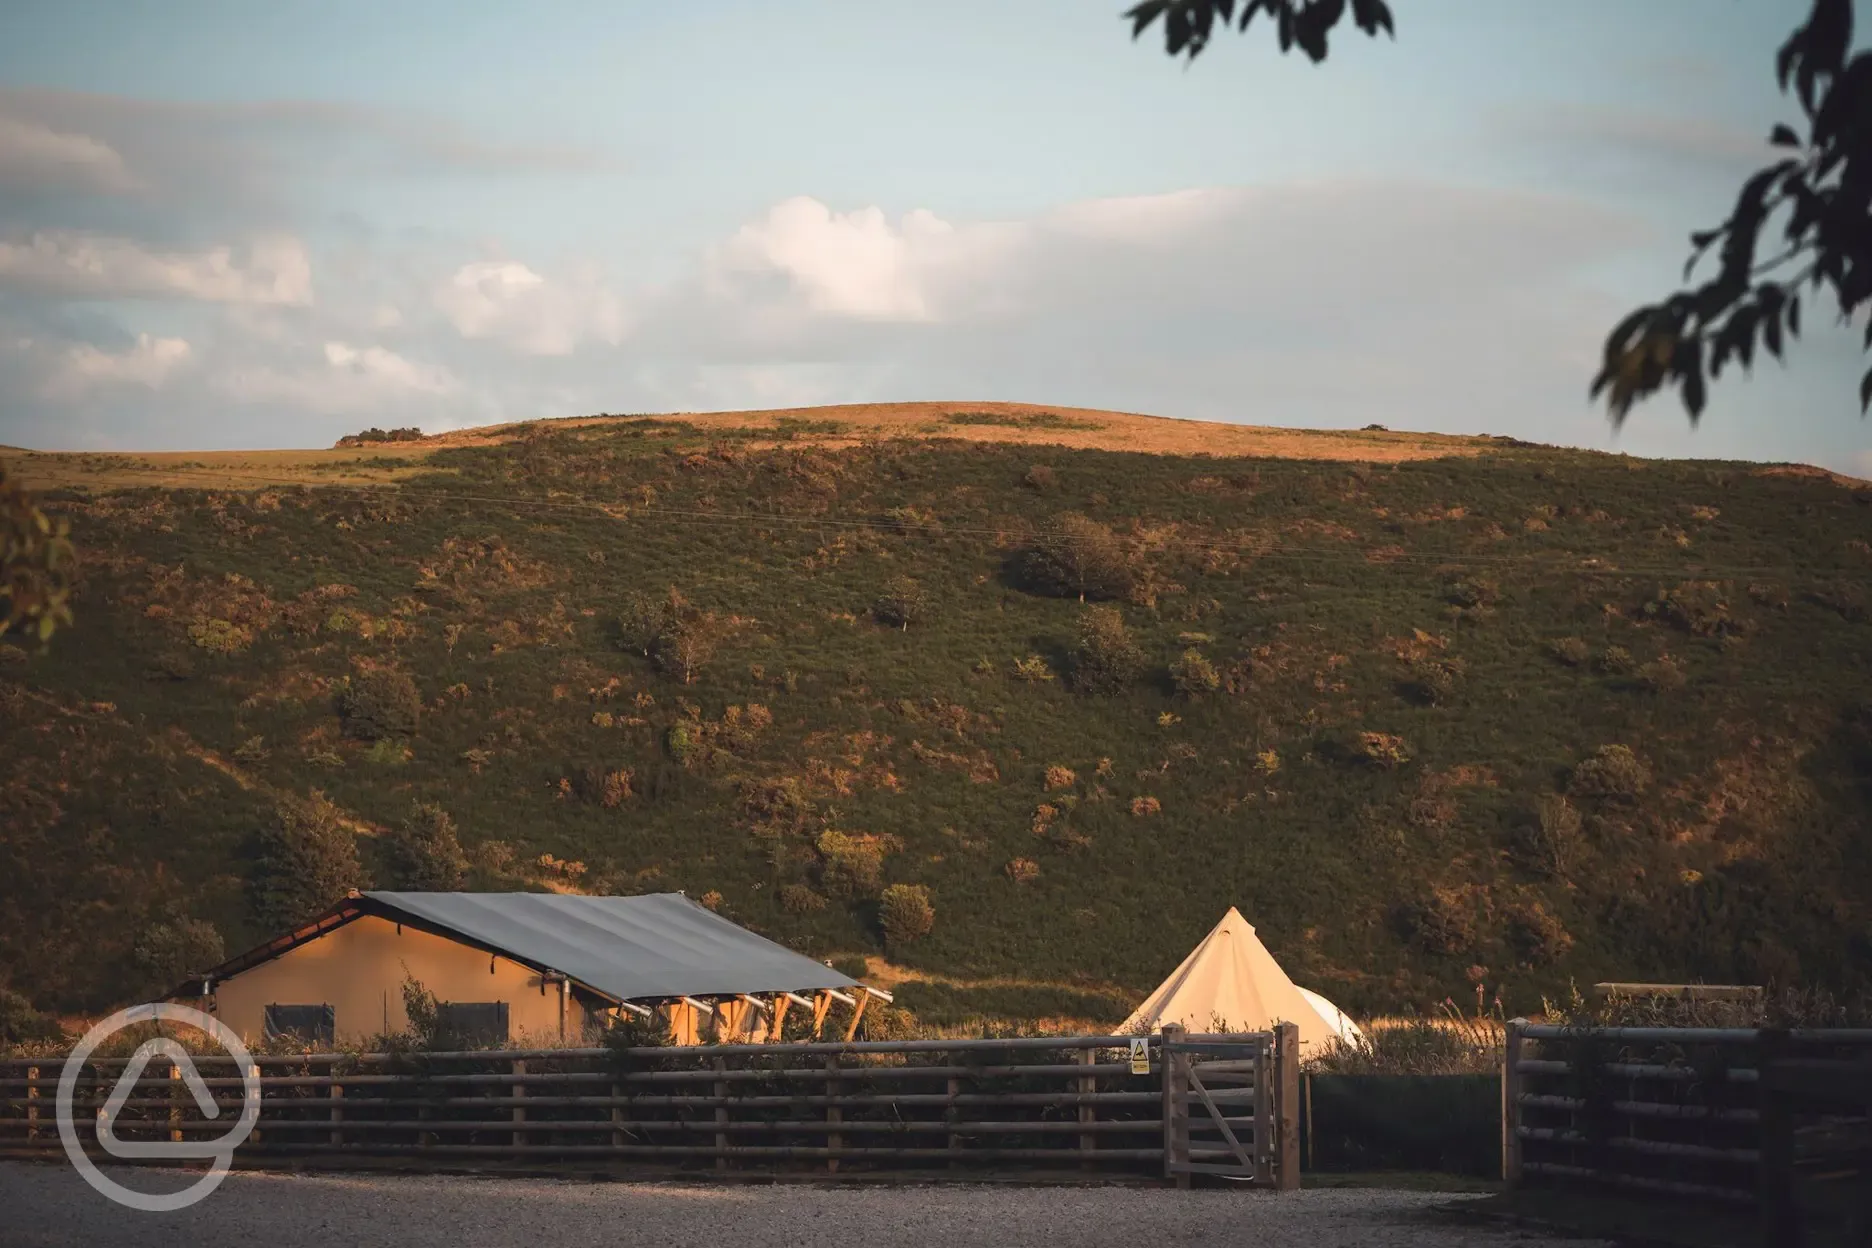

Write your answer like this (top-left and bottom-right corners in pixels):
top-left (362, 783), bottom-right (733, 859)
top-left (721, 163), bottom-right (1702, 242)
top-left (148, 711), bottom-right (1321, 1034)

top-left (1787, 294), bottom-right (1801, 337)
top-left (1862, 367), bottom-right (1872, 416)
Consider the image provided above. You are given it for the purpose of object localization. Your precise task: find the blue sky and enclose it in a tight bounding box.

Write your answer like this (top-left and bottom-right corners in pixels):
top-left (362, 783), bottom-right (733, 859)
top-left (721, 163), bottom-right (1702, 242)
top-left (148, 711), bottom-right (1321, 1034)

top-left (0, 0), bottom-right (1865, 476)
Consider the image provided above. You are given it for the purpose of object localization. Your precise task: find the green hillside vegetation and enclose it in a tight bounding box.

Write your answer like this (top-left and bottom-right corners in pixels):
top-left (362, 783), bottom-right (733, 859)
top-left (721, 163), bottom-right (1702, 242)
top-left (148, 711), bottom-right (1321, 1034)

top-left (3, 414), bottom-right (1870, 1022)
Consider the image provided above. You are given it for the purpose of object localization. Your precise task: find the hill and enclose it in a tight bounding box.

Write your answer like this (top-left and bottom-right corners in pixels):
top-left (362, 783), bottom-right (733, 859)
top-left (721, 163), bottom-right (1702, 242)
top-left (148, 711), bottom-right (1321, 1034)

top-left (4, 403), bottom-right (1870, 1024)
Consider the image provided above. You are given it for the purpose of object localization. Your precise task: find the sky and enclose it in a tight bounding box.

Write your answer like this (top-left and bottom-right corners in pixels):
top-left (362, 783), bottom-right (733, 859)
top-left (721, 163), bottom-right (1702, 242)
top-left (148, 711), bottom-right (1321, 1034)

top-left (0, 0), bottom-right (1866, 477)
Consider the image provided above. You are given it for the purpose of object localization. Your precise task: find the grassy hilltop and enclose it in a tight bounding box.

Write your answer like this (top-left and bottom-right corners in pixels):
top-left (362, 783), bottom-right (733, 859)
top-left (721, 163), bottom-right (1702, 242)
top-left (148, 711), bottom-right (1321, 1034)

top-left (4, 402), bottom-right (1871, 1023)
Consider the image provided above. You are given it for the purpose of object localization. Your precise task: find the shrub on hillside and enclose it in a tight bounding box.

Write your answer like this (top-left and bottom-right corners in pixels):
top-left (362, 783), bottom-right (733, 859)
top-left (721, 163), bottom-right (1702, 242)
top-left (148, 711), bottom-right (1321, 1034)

top-left (1352, 732), bottom-right (1412, 769)
top-left (817, 830), bottom-right (890, 899)
top-left (1643, 582), bottom-right (1733, 637)
top-left (1636, 656), bottom-right (1687, 693)
top-left (1445, 576), bottom-right (1499, 609)
top-left (1507, 899), bottom-right (1574, 966)
top-left (384, 801), bottom-right (468, 890)
top-left (872, 576), bottom-right (928, 630)
top-left (880, 883), bottom-right (935, 948)
top-left (0, 988), bottom-right (61, 1048)
top-left (1567, 745), bottom-right (1650, 803)
top-left (1402, 887), bottom-right (1478, 956)
top-left (1017, 514), bottom-right (1134, 601)
top-left (1068, 605), bottom-right (1143, 694)
top-left (131, 914), bottom-right (225, 994)
top-left (1401, 658), bottom-right (1463, 706)
top-left (1523, 795), bottom-right (1583, 880)
top-left (573, 765), bottom-right (635, 807)
top-left (336, 668), bottom-right (421, 740)
top-left (779, 884), bottom-right (828, 914)
top-left (250, 794), bottom-right (369, 930)
top-left (1171, 648), bottom-right (1222, 697)
top-left (1011, 655), bottom-right (1055, 682)
top-left (1548, 636), bottom-right (1589, 667)
top-left (1595, 645), bottom-right (1635, 675)
top-left (336, 426), bottom-right (422, 447)
top-left (1005, 857), bottom-right (1041, 884)
top-left (188, 617), bottom-right (254, 655)
top-left (828, 955), bottom-right (870, 981)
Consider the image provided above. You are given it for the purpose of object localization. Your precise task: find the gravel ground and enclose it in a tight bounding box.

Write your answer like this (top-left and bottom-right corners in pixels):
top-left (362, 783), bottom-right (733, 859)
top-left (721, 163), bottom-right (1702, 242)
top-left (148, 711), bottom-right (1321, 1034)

top-left (0, 1162), bottom-right (1606, 1248)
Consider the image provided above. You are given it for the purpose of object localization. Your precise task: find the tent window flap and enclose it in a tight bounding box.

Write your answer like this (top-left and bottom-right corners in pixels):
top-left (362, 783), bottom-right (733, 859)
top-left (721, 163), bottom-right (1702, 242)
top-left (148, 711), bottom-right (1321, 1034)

top-left (263, 1003), bottom-right (335, 1045)
top-left (435, 1001), bottom-right (509, 1046)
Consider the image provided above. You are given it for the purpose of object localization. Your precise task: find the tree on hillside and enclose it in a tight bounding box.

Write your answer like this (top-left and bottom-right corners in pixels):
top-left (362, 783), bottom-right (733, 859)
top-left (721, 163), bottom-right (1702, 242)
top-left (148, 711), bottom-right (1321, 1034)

top-left (131, 912), bottom-right (226, 995)
top-left (251, 793), bottom-right (369, 931)
top-left (1124, 0), bottom-right (1872, 423)
top-left (1, 460), bottom-right (74, 644)
top-left (617, 587), bottom-right (728, 684)
top-left (384, 801), bottom-right (469, 890)
top-left (1067, 604), bottom-right (1145, 694)
top-left (1019, 514), bottom-right (1135, 601)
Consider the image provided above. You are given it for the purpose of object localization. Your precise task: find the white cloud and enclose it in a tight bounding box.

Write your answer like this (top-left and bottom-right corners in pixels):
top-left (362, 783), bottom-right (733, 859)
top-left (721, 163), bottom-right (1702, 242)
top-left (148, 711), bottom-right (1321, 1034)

top-left (16, 178), bottom-right (1858, 472)
top-left (215, 340), bottom-right (456, 416)
top-left (37, 333), bottom-right (192, 400)
top-left (707, 197), bottom-right (958, 320)
top-left (435, 258), bottom-right (626, 355)
top-left (0, 114), bottom-right (139, 194)
top-left (322, 340), bottom-right (454, 395)
top-left (0, 231), bottom-right (312, 305)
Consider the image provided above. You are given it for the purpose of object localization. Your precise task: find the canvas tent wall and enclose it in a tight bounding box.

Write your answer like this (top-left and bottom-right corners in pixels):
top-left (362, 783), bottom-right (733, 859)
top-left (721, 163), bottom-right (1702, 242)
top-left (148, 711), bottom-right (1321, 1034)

top-left (1120, 907), bottom-right (1341, 1049)
top-left (183, 891), bottom-right (862, 1046)
top-left (1298, 985), bottom-right (1365, 1045)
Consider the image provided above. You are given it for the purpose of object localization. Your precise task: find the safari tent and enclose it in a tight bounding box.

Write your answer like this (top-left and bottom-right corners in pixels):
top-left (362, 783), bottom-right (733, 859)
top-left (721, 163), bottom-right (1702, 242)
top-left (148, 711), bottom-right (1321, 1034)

top-left (177, 890), bottom-right (881, 1048)
top-left (1120, 907), bottom-right (1360, 1049)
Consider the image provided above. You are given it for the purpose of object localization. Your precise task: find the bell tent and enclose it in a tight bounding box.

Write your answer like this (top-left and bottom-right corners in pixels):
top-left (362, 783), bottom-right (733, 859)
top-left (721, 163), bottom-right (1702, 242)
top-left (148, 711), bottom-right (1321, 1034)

top-left (1120, 907), bottom-right (1358, 1049)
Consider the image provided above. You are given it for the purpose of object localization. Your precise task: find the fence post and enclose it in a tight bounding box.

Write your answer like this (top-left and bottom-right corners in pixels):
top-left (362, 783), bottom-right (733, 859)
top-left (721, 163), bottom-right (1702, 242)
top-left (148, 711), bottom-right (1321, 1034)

top-left (610, 1075), bottom-right (623, 1151)
top-left (1274, 1022), bottom-right (1300, 1191)
top-left (946, 1050), bottom-right (961, 1169)
top-left (25, 1066), bottom-right (37, 1145)
top-left (511, 1058), bottom-right (527, 1151)
top-left (713, 1056), bottom-right (729, 1172)
top-left (1079, 1045), bottom-right (1096, 1171)
top-left (249, 1062), bottom-right (262, 1145)
top-left (1253, 1034), bottom-right (1274, 1186)
top-left (1502, 1019), bottom-right (1524, 1187)
top-left (170, 1063), bottom-right (184, 1144)
top-left (824, 1054), bottom-right (841, 1175)
top-left (1757, 1028), bottom-right (1795, 1247)
top-left (329, 1075), bottom-right (344, 1148)
top-left (1161, 1024), bottom-right (1188, 1188)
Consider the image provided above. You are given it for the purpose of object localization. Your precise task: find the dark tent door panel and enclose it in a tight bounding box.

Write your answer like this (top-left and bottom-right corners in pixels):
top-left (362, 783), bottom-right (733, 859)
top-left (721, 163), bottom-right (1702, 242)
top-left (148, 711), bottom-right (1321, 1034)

top-left (263, 1003), bottom-right (336, 1046)
top-left (435, 1001), bottom-right (509, 1047)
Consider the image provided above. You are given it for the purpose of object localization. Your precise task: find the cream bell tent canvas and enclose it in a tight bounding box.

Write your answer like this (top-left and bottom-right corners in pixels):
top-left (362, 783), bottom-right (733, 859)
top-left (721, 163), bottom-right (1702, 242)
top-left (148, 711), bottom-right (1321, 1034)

top-left (1298, 985), bottom-right (1366, 1046)
top-left (1120, 907), bottom-right (1356, 1049)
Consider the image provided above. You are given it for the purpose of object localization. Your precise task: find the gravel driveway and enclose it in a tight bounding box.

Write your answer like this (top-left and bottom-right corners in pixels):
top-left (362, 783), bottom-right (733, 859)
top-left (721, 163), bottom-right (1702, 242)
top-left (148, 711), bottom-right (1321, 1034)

top-left (0, 1162), bottom-right (1604, 1248)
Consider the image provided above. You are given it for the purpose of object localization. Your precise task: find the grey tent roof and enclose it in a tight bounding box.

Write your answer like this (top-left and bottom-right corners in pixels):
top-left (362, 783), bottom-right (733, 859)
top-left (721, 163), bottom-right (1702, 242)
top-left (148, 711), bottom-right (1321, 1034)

top-left (362, 891), bottom-right (858, 1002)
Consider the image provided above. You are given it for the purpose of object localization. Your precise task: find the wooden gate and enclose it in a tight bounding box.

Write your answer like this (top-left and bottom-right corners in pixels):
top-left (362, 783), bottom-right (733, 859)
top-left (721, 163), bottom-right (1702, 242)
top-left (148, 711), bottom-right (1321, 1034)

top-left (1160, 1022), bottom-right (1300, 1189)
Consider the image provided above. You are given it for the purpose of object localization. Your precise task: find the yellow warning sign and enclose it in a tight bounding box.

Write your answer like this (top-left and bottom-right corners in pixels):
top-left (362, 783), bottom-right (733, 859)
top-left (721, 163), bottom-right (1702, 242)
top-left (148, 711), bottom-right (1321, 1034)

top-left (1129, 1038), bottom-right (1150, 1075)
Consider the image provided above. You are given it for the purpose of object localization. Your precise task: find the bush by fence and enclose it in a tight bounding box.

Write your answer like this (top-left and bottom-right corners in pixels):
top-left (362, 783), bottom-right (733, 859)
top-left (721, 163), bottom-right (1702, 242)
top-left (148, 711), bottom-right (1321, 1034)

top-left (1304, 1074), bottom-right (1500, 1177)
top-left (891, 982), bottom-right (1134, 1027)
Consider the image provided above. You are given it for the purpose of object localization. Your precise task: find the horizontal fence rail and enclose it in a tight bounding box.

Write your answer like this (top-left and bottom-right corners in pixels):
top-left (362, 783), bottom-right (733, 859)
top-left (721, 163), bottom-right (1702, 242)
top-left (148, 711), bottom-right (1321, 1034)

top-left (0, 1035), bottom-right (1191, 1177)
top-left (1503, 1021), bottom-right (1872, 1246)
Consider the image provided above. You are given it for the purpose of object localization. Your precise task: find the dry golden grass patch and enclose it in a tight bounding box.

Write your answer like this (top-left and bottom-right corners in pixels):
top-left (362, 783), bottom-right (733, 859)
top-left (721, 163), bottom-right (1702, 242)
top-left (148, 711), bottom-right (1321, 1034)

top-left (9, 401), bottom-right (1502, 492)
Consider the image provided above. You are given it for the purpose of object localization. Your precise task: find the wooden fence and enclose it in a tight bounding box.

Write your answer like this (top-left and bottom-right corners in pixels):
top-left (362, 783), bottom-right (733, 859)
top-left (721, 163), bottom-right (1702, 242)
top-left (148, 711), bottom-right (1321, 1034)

top-left (1503, 1021), bottom-right (1872, 1246)
top-left (0, 1032), bottom-right (1300, 1183)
